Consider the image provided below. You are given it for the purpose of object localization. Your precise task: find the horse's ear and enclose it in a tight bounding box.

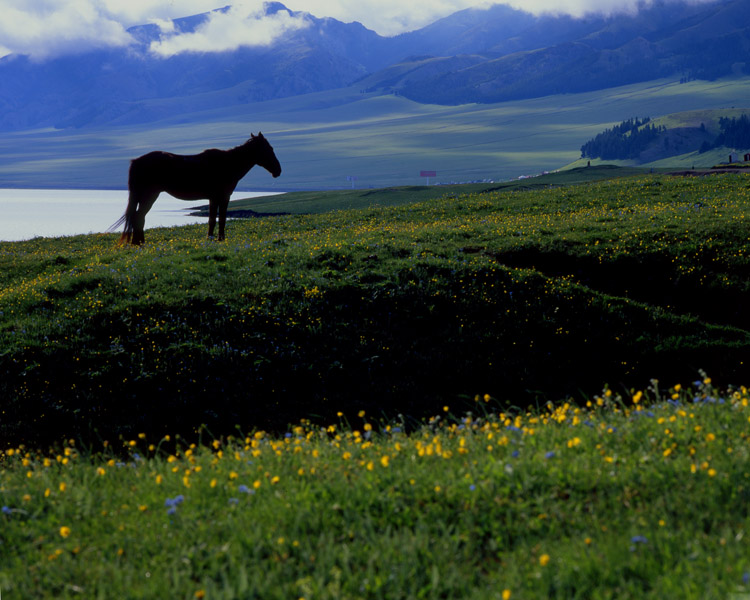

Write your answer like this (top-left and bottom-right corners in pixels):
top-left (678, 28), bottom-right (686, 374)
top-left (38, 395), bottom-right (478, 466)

top-left (258, 132), bottom-right (264, 139)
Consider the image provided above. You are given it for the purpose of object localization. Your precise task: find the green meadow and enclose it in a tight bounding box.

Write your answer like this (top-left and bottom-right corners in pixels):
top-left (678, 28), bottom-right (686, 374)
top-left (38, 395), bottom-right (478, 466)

top-left (3, 76), bottom-right (750, 190)
top-left (3, 385), bottom-right (750, 599)
top-left (2, 167), bottom-right (750, 444)
top-left (3, 168), bottom-right (750, 597)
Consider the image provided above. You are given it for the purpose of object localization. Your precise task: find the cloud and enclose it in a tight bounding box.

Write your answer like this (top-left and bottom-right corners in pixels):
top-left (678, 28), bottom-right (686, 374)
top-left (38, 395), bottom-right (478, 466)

top-left (0, 0), bottom-right (132, 60)
top-left (0, 0), bottom-right (721, 60)
top-left (148, 3), bottom-right (310, 57)
top-left (284, 0), bottom-right (719, 34)
top-left (500, 0), bottom-right (714, 17)
top-left (285, 0), bottom-right (499, 36)
top-left (100, 0), bottom-right (225, 26)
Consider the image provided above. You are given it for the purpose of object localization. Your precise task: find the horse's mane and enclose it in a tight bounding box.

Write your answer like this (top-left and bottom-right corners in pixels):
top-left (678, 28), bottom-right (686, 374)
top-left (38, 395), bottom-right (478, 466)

top-left (232, 134), bottom-right (266, 153)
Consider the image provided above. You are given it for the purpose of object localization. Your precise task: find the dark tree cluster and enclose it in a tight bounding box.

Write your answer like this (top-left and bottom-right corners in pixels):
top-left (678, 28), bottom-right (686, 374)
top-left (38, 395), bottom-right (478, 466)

top-left (699, 115), bottom-right (750, 153)
top-left (580, 117), bottom-right (664, 160)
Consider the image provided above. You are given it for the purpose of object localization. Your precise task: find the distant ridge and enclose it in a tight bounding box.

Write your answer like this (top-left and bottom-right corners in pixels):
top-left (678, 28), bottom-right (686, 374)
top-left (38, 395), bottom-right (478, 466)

top-left (360, 0), bottom-right (747, 104)
top-left (0, 0), bottom-right (742, 130)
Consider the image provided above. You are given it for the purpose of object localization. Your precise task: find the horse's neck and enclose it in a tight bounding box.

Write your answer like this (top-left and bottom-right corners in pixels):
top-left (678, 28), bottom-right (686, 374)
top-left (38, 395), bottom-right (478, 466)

top-left (228, 144), bottom-right (258, 178)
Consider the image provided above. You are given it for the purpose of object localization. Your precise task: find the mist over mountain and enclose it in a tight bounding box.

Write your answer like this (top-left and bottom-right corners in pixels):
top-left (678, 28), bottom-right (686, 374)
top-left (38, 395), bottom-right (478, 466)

top-left (0, 0), bottom-right (743, 131)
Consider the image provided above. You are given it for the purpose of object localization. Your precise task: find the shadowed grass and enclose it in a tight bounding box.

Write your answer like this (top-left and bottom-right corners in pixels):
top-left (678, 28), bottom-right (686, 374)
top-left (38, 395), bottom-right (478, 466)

top-left (1, 171), bottom-right (749, 446)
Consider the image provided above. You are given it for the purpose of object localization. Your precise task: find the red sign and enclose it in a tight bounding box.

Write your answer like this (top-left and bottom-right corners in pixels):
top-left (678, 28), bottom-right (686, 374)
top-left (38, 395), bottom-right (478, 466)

top-left (420, 170), bottom-right (437, 177)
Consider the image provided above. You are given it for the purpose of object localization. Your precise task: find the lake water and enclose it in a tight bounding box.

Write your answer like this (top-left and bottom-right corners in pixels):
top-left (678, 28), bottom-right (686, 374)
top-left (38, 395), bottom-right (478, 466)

top-left (0, 189), bottom-right (280, 242)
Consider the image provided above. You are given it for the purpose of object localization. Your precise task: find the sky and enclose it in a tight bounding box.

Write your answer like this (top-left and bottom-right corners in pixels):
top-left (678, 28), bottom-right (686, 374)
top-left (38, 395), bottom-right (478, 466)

top-left (0, 0), bottom-right (717, 60)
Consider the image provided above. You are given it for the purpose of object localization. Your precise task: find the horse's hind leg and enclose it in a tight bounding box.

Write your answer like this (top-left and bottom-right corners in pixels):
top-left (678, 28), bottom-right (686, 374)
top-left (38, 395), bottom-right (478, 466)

top-left (132, 191), bottom-right (159, 245)
top-left (217, 196), bottom-right (230, 241)
top-left (207, 199), bottom-right (218, 240)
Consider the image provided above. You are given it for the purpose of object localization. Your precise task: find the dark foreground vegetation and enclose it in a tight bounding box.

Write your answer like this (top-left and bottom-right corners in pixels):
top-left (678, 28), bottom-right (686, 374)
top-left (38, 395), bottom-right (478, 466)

top-left (1, 168), bottom-right (749, 446)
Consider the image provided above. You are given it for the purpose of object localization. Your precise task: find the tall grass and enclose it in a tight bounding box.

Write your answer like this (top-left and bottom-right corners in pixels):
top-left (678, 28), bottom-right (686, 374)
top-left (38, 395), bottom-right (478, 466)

top-left (2, 380), bottom-right (750, 598)
top-left (3, 171), bottom-right (750, 597)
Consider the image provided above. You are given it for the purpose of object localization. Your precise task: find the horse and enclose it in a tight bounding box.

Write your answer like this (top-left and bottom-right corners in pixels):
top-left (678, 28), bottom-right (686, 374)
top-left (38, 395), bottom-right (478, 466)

top-left (111, 132), bottom-right (281, 245)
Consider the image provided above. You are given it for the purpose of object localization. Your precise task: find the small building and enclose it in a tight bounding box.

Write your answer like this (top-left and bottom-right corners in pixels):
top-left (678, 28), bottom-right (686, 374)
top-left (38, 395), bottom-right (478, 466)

top-left (744, 153), bottom-right (750, 162)
top-left (729, 152), bottom-right (738, 163)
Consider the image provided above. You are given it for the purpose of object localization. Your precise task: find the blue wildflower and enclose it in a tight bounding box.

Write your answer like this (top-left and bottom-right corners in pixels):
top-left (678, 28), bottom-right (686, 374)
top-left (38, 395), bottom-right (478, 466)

top-left (228, 498), bottom-right (239, 505)
top-left (1, 506), bottom-right (11, 515)
top-left (238, 484), bottom-right (250, 494)
top-left (165, 495), bottom-right (185, 508)
top-left (545, 451), bottom-right (556, 459)
top-left (629, 535), bottom-right (648, 552)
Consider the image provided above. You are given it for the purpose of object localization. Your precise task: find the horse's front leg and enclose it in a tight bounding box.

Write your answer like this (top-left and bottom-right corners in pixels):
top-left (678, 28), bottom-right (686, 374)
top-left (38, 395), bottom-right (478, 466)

top-left (217, 196), bottom-right (230, 241)
top-left (207, 199), bottom-right (218, 239)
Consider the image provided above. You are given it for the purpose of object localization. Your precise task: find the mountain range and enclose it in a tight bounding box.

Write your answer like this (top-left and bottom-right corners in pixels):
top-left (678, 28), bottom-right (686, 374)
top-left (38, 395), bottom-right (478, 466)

top-left (0, 0), bottom-right (747, 131)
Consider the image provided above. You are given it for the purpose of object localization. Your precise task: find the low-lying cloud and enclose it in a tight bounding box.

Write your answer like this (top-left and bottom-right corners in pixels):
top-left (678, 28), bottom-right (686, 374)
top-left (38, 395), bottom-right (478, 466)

top-left (284, 0), bottom-right (719, 35)
top-left (0, 0), bottom-right (722, 60)
top-left (0, 1), bottom-right (132, 61)
top-left (0, 0), bottom-right (309, 60)
top-left (502, 0), bottom-right (716, 18)
top-left (149, 3), bottom-right (310, 57)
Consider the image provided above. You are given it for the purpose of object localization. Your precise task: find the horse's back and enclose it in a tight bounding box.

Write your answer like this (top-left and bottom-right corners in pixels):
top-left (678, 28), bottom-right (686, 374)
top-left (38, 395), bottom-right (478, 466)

top-left (129, 149), bottom-right (235, 199)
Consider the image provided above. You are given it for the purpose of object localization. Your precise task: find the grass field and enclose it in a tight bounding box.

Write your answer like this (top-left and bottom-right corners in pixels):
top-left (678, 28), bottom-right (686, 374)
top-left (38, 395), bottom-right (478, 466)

top-left (2, 76), bottom-right (750, 190)
top-left (2, 167), bottom-right (749, 444)
top-left (191, 165), bottom-right (651, 216)
top-left (3, 382), bottom-right (750, 599)
top-left (3, 168), bottom-right (750, 597)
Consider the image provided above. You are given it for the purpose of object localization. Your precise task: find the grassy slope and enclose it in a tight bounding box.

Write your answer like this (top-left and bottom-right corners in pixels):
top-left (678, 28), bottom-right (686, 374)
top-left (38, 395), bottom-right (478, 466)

top-left (192, 166), bottom-right (650, 216)
top-left (2, 77), bottom-right (750, 190)
top-left (1, 170), bottom-right (749, 446)
top-left (564, 107), bottom-right (750, 171)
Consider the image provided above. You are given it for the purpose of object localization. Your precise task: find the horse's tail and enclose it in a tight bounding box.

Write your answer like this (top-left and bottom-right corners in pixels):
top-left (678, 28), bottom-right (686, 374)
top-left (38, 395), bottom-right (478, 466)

top-left (109, 162), bottom-right (137, 244)
top-left (108, 195), bottom-right (136, 245)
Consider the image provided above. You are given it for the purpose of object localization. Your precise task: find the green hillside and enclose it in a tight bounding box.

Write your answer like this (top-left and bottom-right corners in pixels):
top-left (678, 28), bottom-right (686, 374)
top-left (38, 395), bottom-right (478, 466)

top-left (2, 170), bottom-right (750, 446)
top-left (191, 165), bottom-right (649, 217)
top-left (3, 77), bottom-right (750, 190)
top-left (570, 107), bottom-right (750, 171)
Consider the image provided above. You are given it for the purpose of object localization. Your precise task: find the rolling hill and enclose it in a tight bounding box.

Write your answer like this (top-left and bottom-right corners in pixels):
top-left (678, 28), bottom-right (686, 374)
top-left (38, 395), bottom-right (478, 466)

top-left (361, 0), bottom-right (750, 104)
top-left (569, 107), bottom-right (750, 170)
top-left (3, 76), bottom-right (750, 191)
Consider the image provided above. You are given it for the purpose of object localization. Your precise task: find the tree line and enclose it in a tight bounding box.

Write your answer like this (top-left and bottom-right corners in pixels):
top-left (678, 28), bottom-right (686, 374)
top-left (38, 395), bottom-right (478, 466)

top-left (580, 117), bottom-right (665, 160)
top-left (699, 115), bottom-right (750, 154)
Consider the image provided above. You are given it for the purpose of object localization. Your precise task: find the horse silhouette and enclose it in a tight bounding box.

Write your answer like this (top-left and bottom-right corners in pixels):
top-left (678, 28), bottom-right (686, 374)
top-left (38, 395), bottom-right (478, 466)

top-left (112, 133), bottom-right (281, 245)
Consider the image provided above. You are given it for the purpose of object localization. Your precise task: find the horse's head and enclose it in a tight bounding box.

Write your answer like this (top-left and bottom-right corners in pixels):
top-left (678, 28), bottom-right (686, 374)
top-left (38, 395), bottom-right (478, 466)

top-left (251, 132), bottom-right (282, 178)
